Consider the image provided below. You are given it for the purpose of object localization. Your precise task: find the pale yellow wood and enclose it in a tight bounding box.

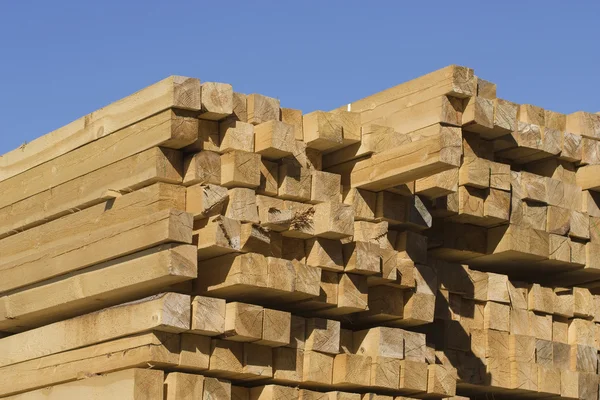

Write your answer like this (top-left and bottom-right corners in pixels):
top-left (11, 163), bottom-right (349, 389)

top-left (0, 243), bottom-right (196, 332)
top-left (0, 76), bottom-right (200, 182)
top-left (164, 372), bottom-right (204, 400)
top-left (567, 111), bottom-right (600, 139)
top-left (336, 65), bottom-right (475, 126)
top-left (257, 309), bottom-right (291, 347)
top-left (247, 94), bottom-right (280, 125)
top-left (0, 332), bottom-right (179, 397)
top-left (195, 214), bottom-right (241, 259)
top-left (220, 150), bottom-right (261, 188)
top-left (183, 150), bottom-right (221, 186)
top-left (254, 120), bottom-right (296, 159)
top-left (191, 295), bottom-right (226, 336)
top-left (0, 147), bottom-right (182, 239)
top-left (186, 184), bottom-right (228, 219)
top-left (0, 292), bottom-right (189, 367)
top-left (0, 110), bottom-right (196, 210)
top-left (200, 82), bottom-right (233, 120)
top-left (0, 183), bottom-right (188, 293)
top-left (302, 351), bottom-right (334, 385)
top-left (281, 107), bottom-right (304, 140)
top-left (4, 368), bottom-right (164, 400)
top-left (332, 353), bottom-right (371, 387)
top-left (219, 120), bottom-right (255, 153)
top-left (224, 302), bottom-right (264, 342)
top-left (305, 318), bottom-right (341, 355)
top-left (195, 252), bottom-right (269, 298)
top-left (258, 159), bottom-right (279, 196)
top-left (349, 126), bottom-right (461, 190)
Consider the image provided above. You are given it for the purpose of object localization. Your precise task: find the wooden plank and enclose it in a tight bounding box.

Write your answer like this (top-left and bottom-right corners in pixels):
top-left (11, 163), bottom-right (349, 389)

top-left (336, 65), bottom-right (475, 125)
top-left (195, 253), bottom-right (272, 300)
top-left (165, 372), bottom-right (204, 400)
top-left (186, 184), bottom-right (229, 220)
top-left (281, 107), bottom-right (304, 140)
top-left (567, 111), bottom-right (600, 139)
top-left (200, 82), bottom-right (233, 120)
top-left (183, 150), bottom-right (221, 185)
top-left (0, 76), bottom-right (200, 182)
top-left (332, 353), bottom-right (372, 388)
top-left (220, 150), bottom-right (261, 188)
top-left (223, 302), bottom-right (264, 342)
top-left (250, 385), bottom-right (299, 400)
top-left (0, 184), bottom-right (190, 293)
top-left (576, 164), bottom-right (600, 191)
top-left (382, 95), bottom-right (463, 135)
top-left (255, 121), bottom-right (296, 159)
top-left (0, 109), bottom-right (197, 209)
top-left (195, 215), bottom-right (241, 259)
top-left (279, 159), bottom-right (312, 201)
top-left (0, 243), bottom-right (196, 333)
top-left (0, 292), bottom-right (189, 367)
top-left (349, 126), bottom-right (462, 190)
top-left (191, 295), bottom-right (226, 336)
top-left (0, 147), bottom-right (183, 239)
top-left (220, 120), bottom-right (255, 152)
top-left (305, 318), bottom-right (340, 355)
top-left (0, 332), bottom-right (180, 397)
top-left (4, 368), bottom-right (164, 400)
top-left (257, 309), bottom-right (291, 347)
top-left (247, 94), bottom-right (280, 125)
top-left (476, 78), bottom-right (497, 99)
top-left (204, 377), bottom-right (232, 400)
top-left (415, 168), bottom-right (458, 199)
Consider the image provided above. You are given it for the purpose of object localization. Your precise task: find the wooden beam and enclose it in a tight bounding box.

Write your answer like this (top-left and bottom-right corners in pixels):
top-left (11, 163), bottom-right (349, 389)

top-left (336, 65), bottom-right (475, 126)
top-left (567, 111), bottom-right (600, 139)
top-left (0, 332), bottom-right (180, 397)
top-left (5, 369), bottom-right (164, 400)
top-left (223, 302), bottom-right (264, 342)
top-left (0, 76), bottom-right (201, 182)
top-left (0, 109), bottom-right (197, 210)
top-left (219, 119), bottom-right (255, 153)
top-left (349, 126), bottom-right (462, 190)
top-left (0, 244), bottom-right (196, 332)
top-left (191, 295), bottom-right (226, 336)
top-left (200, 82), bottom-right (233, 120)
top-left (186, 184), bottom-right (228, 220)
top-left (247, 94), bottom-right (280, 125)
top-left (183, 150), bottom-right (221, 186)
top-left (0, 147), bottom-right (183, 239)
top-left (254, 121), bottom-right (296, 159)
top-left (220, 150), bottom-right (261, 188)
top-left (164, 372), bottom-right (204, 400)
top-left (0, 292), bottom-right (189, 367)
top-left (305, 318), bottom-right (341, 355)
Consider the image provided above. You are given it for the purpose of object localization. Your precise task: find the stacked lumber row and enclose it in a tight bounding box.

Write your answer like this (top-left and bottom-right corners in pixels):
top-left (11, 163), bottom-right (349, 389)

top-left (1, 64), bottom-right (600, 399)
top-left (0, 75), bottom-right (449, 399)
top-left (325, 65), bottom-right (600, 286)
top-left (421, 260), bottom-right (600, 399)
top-left (0, 291), bottom-right (457, 398)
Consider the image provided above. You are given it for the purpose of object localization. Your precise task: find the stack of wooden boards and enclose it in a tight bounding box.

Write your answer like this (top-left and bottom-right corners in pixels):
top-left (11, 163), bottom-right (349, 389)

top-left (0, 65), bottom-right (599, 399)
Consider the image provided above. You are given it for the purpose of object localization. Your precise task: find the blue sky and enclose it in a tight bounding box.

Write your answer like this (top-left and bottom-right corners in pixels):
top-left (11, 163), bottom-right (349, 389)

top-left (0, 1), bottom-right (598, 155)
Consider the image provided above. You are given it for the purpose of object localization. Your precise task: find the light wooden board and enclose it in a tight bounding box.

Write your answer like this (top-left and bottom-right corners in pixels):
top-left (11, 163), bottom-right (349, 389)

top-left (0, 332), bottom-right (180, 397)
top-left (0, 109), bottom-right (197, 210)
top-left (3, 368), bottom-right (164, 400)
top-left (0, 76), bottom-right (200, 182)
top-left (0, 292), bottom-right (190, 367)
top-left (0, 183), bottom-right (188, 293)
top-left (0, 244), bottom-right (196, 332)
top-left (0, 146), bottom-right (183, 239)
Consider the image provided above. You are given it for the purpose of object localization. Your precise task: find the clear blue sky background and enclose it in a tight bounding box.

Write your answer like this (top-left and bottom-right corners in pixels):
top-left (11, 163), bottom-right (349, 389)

top-left (1, 1), bottom-right (598, 155)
